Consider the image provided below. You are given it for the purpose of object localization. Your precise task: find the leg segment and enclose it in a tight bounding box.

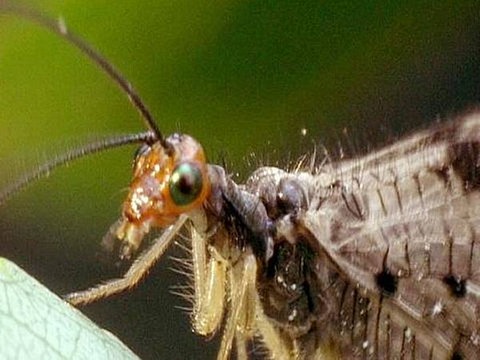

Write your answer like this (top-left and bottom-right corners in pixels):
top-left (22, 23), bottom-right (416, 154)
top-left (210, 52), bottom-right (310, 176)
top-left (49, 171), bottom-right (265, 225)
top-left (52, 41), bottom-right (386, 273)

top-left (64, 215), bottom-right (187, 305)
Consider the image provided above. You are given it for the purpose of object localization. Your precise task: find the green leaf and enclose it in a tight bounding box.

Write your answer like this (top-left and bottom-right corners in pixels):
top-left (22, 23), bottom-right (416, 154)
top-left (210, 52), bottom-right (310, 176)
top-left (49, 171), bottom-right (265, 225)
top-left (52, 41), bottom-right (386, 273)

top-left (0, 258), bottom-right (139, 360)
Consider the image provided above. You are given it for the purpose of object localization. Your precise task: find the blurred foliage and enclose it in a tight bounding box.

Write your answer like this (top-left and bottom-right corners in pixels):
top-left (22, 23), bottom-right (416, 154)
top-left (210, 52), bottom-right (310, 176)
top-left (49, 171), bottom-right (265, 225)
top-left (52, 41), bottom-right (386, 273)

top-left (0, 1), bottom-right (479, 359)
top-left (0, 258), bottom-right (138, 359)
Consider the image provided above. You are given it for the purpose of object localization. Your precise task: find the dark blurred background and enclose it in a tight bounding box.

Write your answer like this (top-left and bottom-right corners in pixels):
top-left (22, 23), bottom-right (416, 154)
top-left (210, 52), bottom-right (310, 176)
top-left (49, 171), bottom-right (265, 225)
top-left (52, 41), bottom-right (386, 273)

top-left (0, 1), bottom-right (479, 359)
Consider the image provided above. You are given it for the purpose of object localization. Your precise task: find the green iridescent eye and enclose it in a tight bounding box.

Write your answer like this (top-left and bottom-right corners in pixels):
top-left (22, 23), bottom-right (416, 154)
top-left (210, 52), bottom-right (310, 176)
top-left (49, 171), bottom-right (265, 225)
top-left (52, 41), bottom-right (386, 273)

top-left (169, 162), bottom-right (203, 206)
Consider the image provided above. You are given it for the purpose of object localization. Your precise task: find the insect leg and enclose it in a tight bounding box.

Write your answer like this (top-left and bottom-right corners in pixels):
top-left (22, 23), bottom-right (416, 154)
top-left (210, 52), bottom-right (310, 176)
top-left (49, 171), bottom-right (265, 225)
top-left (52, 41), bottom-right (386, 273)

top-left (217, 252), bottom-right (257, 360)
top-left (234, 333), bottom-right (249, 360)
top-left (65, 215), bottom-right (187, 306)
top-left (231, 253), bottom-right (257, 360)
top-left (254, 297), bottom-right (294, 359)
top-left (187, 210), bottom-right (227, 336)
top-left (191, 229), bottom-right (227, 335)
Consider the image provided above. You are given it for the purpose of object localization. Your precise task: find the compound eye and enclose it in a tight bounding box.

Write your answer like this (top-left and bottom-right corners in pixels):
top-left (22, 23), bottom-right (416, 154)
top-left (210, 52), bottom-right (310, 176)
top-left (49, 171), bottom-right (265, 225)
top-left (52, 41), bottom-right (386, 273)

top-left (169, 162), bottom-right (203, 206)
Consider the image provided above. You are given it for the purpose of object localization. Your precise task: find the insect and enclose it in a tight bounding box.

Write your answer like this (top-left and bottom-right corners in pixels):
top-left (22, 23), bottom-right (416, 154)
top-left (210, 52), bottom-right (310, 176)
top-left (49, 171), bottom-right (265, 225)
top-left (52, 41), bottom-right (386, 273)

top-left (2, 2), bottom-right (480, 360)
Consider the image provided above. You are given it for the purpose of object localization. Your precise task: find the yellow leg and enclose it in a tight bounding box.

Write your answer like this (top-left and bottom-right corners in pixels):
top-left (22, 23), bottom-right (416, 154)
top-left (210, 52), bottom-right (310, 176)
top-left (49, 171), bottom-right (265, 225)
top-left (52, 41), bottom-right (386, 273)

top-left (65, 215), bottom-right (187, 305)
top-left (189, 210), bottom-right (227, 336)
top-left (217, 253), bottom-right (257, 360)
top-left (235, 332), bottom-right (249, 360)
top-left (254, 295), bottom-right (294, 359)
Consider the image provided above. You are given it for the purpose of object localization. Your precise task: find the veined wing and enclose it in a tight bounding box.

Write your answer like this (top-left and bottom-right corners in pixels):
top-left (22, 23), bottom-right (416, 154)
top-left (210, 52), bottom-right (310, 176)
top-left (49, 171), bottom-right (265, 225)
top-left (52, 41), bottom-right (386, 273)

top-left (300, 111), bottom-right (480, 358)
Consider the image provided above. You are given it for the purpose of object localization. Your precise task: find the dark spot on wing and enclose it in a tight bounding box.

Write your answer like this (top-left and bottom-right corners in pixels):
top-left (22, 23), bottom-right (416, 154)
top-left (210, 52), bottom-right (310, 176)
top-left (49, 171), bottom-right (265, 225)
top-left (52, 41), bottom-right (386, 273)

top-left (434, 167), bottom-right (450, 188)
top-left (375, 270), bottom-right (397, 296)
top-left (451, 350), bottom-right (463, 360)
top-left (449, 142), bottom-right (480, 190)
top-left (443, 275), bottom-right (466, 298)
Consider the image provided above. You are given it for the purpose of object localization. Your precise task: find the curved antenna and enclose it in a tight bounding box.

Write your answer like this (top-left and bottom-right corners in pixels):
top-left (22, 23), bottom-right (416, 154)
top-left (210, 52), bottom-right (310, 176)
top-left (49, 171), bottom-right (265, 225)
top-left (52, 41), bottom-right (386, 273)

top-left (0, 131), bottom-right (155, 206)
top-left (0, 1), bottom-right (170, 150)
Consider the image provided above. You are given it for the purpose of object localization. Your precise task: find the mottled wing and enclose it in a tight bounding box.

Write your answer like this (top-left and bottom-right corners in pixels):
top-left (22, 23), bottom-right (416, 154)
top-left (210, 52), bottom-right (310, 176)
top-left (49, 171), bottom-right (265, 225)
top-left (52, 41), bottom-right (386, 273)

top-left (302, 111), bottom-right (480, 359)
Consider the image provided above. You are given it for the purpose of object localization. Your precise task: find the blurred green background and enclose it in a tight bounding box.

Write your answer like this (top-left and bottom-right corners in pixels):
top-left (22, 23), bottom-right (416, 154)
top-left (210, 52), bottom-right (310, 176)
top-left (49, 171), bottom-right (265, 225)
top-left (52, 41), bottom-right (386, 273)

top-left (0, 1), bottom-right (479, 359)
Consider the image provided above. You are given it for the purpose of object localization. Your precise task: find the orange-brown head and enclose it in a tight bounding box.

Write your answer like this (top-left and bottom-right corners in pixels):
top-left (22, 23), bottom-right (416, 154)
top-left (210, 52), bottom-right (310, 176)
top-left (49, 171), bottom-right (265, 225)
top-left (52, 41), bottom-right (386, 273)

top-left (115, 134), bottom-right (210, 258)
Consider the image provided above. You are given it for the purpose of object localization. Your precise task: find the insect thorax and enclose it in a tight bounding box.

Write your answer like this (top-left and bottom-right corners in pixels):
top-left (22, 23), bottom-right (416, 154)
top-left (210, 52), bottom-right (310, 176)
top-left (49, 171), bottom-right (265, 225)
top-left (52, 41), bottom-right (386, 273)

top-left (203, 112), bottom-right (480, 359)
top-left (204, 164), bottom-right (348, 357)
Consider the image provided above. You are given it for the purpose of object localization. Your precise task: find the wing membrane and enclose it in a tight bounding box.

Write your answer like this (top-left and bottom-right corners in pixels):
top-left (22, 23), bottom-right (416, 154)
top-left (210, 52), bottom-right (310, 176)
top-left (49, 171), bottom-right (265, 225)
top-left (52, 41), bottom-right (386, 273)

top-left (300, 111), bottom-right (480, 358)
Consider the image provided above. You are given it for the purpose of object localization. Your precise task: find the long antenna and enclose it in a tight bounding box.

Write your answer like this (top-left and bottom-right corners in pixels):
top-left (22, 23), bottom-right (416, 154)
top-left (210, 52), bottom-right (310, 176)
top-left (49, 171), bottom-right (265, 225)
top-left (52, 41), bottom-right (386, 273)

top-left (0, 131), bottom-right (155, 206)
top-left (0, 1), bottom-right (170, 150)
